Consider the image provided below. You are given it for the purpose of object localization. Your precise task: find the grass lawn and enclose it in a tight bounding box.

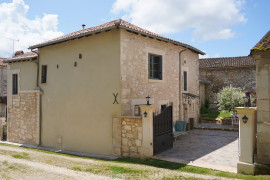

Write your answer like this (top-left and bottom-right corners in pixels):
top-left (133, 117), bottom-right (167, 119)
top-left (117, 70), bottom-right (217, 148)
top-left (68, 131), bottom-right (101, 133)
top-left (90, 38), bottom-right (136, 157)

top-left (1, 143), bottom-right (270, 180)
top-left (200, 110), bottom-right (232, 118)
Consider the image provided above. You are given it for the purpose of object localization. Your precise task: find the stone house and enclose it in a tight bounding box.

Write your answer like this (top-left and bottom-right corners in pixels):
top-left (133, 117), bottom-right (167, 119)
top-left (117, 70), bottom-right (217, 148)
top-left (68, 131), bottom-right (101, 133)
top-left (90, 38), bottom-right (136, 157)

top-left (0, 58), bottom-right (7, 117)
top-left (4, 19), bottom-right (204, 157)
top-left (199, 56), bottom-right (256, 109)
top-left (250, 30), bottom-right (270, 169)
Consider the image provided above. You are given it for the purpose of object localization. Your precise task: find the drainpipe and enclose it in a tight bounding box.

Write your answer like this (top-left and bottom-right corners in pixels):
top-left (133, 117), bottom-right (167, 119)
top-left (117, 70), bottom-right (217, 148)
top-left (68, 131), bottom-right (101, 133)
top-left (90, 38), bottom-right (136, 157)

top-left (179, 49), bottom-right (187, 121)
top-left (31, 49), bottom-right (43, 146)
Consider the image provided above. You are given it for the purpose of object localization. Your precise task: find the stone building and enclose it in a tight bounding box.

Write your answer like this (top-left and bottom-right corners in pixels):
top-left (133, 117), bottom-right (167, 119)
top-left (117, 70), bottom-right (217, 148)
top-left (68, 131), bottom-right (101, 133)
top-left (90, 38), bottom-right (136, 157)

top-left (199, 56), bottom-right (256, 109)
top-left (0, 58), bottom-right (7, 117)
top-left (5, 19), bottom-right (204, 157)
top-left (250, 30), bottom-right (270, 170)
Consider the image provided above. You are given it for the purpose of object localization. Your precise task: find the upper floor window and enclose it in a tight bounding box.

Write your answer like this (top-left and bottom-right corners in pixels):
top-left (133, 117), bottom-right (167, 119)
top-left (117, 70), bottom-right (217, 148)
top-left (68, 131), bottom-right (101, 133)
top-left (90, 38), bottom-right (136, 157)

top-left (149, 54), bottom-right (162, 80)
top-left (184, 71), bottom-right (187, 91)
top-left (12, 74), bottom-right (18, 95)
top-left (41, 65), bottom-right (47, 84)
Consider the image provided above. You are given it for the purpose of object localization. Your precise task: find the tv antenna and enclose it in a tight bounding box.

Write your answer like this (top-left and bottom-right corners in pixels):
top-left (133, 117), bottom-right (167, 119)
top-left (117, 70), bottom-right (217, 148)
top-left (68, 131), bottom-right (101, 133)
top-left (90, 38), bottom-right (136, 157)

top-left (7, 37), bottom-right (19, 57)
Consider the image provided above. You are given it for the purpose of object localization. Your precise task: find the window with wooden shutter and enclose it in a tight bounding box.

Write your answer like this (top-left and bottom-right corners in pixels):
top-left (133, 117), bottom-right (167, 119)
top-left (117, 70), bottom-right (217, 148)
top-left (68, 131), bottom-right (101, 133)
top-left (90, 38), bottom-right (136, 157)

top-left (148, 54), bottom-right (162, 80)
top-left (41, 65), bottom-right (47, 83)
top-left (184, 71), bottom-right (187, 91)
top-left (12, 74), bottom-right (18, 95)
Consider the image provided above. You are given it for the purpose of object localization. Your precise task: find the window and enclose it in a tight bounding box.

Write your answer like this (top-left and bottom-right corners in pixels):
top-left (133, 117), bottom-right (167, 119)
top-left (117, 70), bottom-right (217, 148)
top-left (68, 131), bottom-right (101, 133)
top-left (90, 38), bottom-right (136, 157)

top-left (184, 71), bottom-right (187, 91)
top-left (149, 54), bottom-right (162, 80)
top-left (12, 74), bottom-right (18, 95)
top-left (41, 65), bottom-right (47, 83)
top-left (134, 105), bottom-right (141, 116)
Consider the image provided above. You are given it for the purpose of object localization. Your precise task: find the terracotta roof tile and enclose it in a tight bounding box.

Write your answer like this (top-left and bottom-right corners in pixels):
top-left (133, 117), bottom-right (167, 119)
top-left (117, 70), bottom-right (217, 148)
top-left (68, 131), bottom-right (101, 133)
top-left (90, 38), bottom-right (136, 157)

top-left (251, 30), bottom-right (270, 52)
top-left (199, 56), bottom-right (255, 69)
top-left (0, 58), bottom-right (7, 66)
top-left (29, 19), bottom-right (204, 55)
top-left (4, 51), bottom-right (37, 63)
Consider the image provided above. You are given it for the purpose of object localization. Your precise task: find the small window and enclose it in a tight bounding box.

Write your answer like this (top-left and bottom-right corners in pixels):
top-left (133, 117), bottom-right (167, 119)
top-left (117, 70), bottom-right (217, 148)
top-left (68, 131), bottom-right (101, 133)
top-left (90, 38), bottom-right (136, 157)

top-left (134, 105), bottom-right (141, 116)
top-left (184, 71), bottom-right (187, 91)
top-left (149, 54), bottom-right (162, 80)
top-left (12, 74), bottom-right (18, 95)
top-left (41, 65), bottom-right (47, 83)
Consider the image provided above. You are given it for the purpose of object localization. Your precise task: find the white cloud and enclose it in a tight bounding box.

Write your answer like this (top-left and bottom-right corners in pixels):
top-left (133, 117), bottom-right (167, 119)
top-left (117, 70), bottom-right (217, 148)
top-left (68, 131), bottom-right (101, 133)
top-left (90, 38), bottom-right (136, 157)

top-left (0, 0), bottom-right (63, 58)
top-left (111, 0), bottom-right (246, 41)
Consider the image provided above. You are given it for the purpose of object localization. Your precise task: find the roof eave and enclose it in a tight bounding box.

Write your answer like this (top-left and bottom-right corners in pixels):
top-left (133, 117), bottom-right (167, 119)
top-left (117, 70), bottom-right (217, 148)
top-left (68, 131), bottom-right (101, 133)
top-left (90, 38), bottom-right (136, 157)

top-left (4, 57), bottom-right (37, 64)
top-left (29, 26), bottom-right (118, 49)
top-left (119, 25), bottom-right (205, 55)
top-left (29, 24), bottom-right (205, 55)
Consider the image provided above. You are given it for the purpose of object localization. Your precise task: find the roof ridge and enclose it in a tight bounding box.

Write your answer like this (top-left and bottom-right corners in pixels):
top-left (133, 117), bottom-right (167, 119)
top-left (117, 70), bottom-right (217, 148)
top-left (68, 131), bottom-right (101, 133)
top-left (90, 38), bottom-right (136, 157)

top-left (29, 19), bottom-right (204, 55)
top-left (199, 56), bottom-right (251, 60)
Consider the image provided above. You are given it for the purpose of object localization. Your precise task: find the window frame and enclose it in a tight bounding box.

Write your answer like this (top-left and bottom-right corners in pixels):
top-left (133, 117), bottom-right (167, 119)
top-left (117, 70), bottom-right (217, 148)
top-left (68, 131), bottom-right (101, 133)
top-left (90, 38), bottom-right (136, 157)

top-left (148, 53), bottom-right (162, 80)
top-left (12, 73), bottom-right (18, 95)
top-left (41, 65), bottom-right (47, 84)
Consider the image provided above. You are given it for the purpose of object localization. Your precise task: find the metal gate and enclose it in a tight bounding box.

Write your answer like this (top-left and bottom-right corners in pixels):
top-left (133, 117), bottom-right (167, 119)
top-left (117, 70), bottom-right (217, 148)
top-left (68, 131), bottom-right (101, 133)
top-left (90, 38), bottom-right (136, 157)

top-left (153, 104), bottom-right (173, 155)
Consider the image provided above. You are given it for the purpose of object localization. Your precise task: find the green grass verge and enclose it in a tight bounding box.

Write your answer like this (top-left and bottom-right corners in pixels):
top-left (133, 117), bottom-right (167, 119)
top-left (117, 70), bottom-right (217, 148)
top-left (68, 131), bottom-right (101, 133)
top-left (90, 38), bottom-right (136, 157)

top-left (200, 110), bottom-right (232, 118)
top-left (113, 158), bottom-right (270, 180)
top-left (1, 143), bottom-right (270, 179)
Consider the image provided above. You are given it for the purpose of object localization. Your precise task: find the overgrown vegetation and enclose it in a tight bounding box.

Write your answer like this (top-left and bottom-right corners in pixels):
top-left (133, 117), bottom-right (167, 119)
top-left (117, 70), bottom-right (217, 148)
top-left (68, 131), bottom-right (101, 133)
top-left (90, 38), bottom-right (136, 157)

top-left (200, 99), bottom-right (232, 118)
top-left (215, 87), bottom-right (245, 112)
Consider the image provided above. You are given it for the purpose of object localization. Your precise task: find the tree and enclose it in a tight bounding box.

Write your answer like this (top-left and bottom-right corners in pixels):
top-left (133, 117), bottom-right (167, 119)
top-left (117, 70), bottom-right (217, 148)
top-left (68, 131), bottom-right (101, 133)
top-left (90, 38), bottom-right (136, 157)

top-left (215, 87), bottom-right (245, 112)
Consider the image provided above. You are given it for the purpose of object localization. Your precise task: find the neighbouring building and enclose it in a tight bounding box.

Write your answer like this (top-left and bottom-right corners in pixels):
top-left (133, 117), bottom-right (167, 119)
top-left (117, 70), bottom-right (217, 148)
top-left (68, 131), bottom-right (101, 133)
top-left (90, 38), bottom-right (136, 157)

top-left (250, 30), bottom-right (270, 169)
top-left (199, 56), bottom-right (256, 109)
top-left (5, 19), bottom-right (204, 157)
top-left (0, 58), bottom-right (7, 117)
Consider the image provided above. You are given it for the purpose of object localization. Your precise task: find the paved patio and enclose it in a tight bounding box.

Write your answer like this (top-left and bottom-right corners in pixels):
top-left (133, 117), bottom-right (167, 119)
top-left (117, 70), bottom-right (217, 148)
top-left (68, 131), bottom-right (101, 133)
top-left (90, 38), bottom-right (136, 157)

top-left (153, 129), bottom-right (239, 173)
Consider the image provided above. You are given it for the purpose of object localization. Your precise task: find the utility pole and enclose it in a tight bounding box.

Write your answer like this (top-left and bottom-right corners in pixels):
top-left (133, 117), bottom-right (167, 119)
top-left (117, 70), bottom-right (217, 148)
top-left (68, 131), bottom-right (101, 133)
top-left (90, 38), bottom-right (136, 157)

top-left (7, 38), bottom-right (19, 57)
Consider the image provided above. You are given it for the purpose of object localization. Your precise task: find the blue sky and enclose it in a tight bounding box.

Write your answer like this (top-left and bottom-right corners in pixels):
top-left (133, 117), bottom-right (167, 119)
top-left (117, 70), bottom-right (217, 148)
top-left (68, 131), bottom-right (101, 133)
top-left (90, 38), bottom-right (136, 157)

top-left (0, 0), bottom-right (269, 58)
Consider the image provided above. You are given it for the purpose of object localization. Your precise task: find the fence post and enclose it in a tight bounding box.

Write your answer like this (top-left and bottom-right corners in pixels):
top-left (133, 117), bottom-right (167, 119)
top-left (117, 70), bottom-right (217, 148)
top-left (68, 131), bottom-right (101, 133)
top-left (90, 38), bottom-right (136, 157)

top-left (139, 105), bottom-right (156, 158)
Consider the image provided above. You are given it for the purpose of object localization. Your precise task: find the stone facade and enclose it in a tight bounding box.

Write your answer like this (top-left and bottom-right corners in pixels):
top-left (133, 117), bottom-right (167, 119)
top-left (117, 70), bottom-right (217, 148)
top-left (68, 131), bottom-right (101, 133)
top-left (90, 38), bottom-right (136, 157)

top-left (121, 116), bottom-right (143, 158)
top-left (7, 90), bottom-right (39, 145)
top-left (200, 67), bottom-right (256, 108)
top-left (0, 64), bottom-right (7, 117)
top-left (120, 29), bottom-right (200, 123)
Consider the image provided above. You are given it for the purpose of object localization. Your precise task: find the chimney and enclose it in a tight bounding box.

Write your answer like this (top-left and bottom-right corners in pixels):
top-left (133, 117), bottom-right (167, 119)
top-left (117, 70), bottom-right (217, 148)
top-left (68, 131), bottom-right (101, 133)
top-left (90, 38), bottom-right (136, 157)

top-left (14, 50), bottom-right (24, 57)
top-left (82, 24), bottom-right (86, 29)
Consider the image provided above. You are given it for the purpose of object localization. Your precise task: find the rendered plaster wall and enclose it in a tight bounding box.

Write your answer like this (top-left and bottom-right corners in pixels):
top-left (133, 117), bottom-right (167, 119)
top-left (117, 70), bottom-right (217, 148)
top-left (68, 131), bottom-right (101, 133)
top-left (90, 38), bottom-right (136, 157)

top-left (38, 29), bottom-right (121, 155)
top-left (200, 67), bottom-right (256, 109)
top-left (120, 29), bottom-right (200, 123)
top-left (7, 91), bottom-right (39, 145)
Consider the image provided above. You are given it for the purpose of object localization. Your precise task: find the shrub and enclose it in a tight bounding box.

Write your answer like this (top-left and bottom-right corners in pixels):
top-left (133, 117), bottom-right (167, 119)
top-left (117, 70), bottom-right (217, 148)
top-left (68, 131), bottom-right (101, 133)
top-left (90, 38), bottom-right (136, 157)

top-left (215, 87), bottom-right (245, 113)
top-left (205, 99), bottom-right (210, 109)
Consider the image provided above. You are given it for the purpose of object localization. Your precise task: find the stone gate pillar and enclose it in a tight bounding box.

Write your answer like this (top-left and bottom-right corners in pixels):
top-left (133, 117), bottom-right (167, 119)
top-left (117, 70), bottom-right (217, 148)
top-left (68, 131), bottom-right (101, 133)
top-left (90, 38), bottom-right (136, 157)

top-left (139, 105), bottom-right (156, 158)
top-left (235, 107), bottom-right (257, 175)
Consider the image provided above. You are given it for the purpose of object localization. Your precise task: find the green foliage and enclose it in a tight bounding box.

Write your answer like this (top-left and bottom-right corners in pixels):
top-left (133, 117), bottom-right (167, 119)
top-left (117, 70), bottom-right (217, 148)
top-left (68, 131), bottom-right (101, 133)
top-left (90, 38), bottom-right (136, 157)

top-left (201, 110), bottom-right (232, 118)
top-left (215, 87), bottom-right (244, 112)
top-left (204, 99), bottom-right (210, 109)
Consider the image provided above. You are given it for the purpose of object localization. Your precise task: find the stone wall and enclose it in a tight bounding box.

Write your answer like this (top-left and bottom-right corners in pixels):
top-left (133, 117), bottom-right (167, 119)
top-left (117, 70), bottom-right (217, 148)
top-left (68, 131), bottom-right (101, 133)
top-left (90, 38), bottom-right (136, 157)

top-left (121, 116), bottom-right (143, 158)
top-left (7, 90), bottom-right (39, 145)
top-left (200, 67), bottom-right (256, 109)
top-left (0, 66), bottom-right (7, 117)
top-left (120, 29), bottom-right (200, 123)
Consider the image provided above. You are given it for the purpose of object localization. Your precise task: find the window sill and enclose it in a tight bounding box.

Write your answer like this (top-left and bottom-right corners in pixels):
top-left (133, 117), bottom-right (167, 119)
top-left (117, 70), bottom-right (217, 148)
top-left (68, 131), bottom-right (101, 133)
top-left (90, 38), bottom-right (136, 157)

top-left (148, 79), bottom-right (164, 83)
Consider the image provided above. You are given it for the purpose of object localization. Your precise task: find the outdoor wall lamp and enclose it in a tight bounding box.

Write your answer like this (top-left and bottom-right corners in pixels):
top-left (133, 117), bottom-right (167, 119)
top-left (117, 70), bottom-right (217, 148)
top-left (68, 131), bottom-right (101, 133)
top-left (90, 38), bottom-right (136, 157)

top-left (242, 115), bottom-right (248, 124)
top-left (243, 92), bottom-right (251, 108)
top-left (144, 111), bottom-right (148, 117)
top-left (146, 95), bottom-right (151, 105)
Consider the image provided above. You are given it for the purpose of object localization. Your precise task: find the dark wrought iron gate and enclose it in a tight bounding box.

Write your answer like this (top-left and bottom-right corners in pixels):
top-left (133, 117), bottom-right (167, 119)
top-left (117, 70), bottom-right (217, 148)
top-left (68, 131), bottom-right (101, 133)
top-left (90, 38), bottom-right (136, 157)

top-left (153, 104), bottom-right (173, 155)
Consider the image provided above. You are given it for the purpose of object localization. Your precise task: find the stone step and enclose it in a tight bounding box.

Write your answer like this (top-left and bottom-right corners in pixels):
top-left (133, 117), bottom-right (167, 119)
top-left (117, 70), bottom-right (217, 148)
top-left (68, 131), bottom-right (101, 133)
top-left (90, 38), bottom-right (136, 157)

top-left (194, 123), bottom-right (239, 132)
